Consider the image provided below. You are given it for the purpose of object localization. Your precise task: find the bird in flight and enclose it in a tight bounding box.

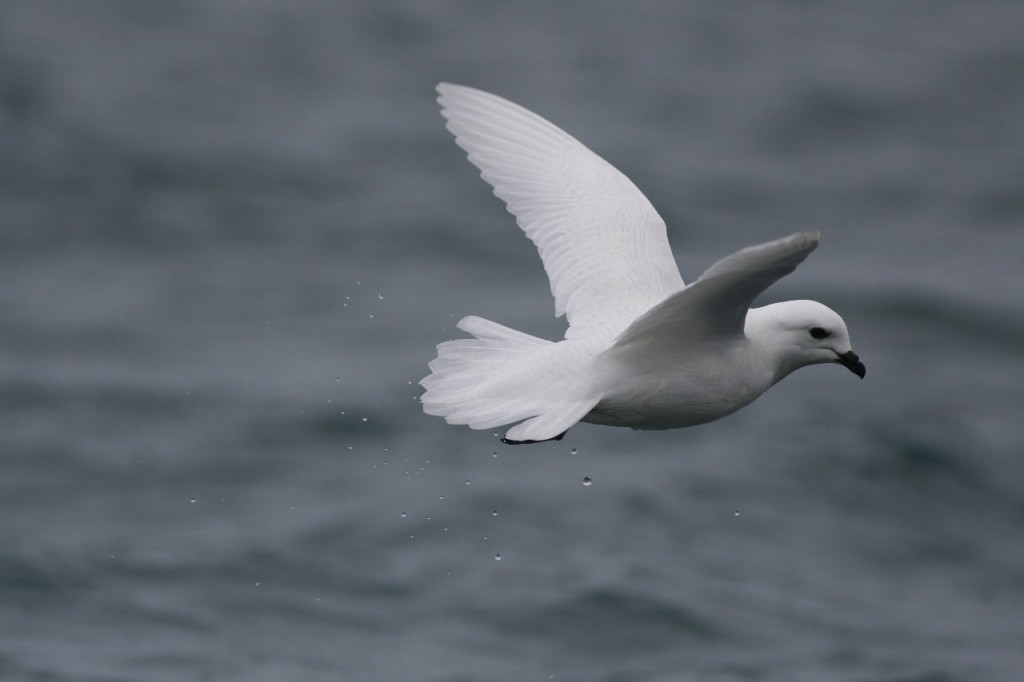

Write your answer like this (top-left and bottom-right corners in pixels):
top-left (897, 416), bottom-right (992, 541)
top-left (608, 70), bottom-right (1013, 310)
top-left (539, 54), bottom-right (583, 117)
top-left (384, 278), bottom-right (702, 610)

top-left (421, 83), bottom-right (864, 445)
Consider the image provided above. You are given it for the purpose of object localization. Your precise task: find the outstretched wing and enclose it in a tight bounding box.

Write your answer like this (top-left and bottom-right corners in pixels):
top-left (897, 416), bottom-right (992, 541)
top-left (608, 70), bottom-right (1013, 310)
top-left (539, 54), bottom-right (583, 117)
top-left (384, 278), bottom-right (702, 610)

top-left (437, 83), bottom-right (685, 340)
top-left (613, 232), bottom-right (820, 348)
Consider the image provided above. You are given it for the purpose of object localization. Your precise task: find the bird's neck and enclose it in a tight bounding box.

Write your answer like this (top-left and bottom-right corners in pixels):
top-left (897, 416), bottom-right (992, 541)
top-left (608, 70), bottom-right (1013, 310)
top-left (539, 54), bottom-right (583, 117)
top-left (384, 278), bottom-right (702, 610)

top-left (744, 305), bottom-right (801, 385)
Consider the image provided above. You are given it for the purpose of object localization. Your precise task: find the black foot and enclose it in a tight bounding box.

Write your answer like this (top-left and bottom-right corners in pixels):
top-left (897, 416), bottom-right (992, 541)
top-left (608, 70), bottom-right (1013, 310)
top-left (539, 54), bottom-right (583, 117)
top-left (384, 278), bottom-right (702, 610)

top-left (500, 430), bottom-right (567, 445)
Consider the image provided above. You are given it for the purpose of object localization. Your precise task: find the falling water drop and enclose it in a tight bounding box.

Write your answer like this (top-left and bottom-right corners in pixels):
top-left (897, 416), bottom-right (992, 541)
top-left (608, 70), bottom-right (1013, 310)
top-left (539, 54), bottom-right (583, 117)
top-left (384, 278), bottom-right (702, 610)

top-left (582, 477), bottom-right (593, 487)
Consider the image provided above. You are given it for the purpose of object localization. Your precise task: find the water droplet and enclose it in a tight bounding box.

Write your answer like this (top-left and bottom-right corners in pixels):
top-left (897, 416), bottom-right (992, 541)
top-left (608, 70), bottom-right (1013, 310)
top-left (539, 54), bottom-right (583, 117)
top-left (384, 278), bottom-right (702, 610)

top-left (189, 497), bottom-right (196, 504)
top-left (734, 510), bottom-right (741, 517)
top-left (254, 582), bottom-right (261, 588)
top-left (582, 477), bottom-right (593, 487)
top-left (361, 417), bottom-right (368, 422)
top-left (378, 293), bottom-right (384, 300)
top-left (464, 479), bottom-right (471, 485)
top-left (400, 511), bottom-right (407, 518)
top-left (570, 448), bottom-right (578, 455)
top-left (368, 313), bottom-right (375, 319)
top-left (439, 496), bottom-right (445, 501)
top-left (492, 510), bottom-right (498, 517)
top-left (494, 553), bottom-right (502, 561)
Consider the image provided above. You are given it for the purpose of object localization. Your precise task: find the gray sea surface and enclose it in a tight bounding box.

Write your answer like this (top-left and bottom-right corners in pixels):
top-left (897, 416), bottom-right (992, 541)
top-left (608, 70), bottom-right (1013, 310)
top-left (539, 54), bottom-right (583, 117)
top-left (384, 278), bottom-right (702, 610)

top-left (2, 2), bottom-right (1023, 681)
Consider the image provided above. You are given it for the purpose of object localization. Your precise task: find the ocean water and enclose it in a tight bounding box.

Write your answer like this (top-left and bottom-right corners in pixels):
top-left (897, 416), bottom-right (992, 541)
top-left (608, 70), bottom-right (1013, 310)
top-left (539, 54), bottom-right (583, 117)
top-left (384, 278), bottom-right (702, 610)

top-left (2, 2), bottom-right (1023, 681)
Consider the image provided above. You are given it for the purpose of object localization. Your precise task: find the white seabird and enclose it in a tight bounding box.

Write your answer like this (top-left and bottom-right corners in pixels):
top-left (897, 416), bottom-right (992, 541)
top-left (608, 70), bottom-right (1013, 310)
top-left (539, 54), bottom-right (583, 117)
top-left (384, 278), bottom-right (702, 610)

top-left (421, 83), bottom-right (865, 444)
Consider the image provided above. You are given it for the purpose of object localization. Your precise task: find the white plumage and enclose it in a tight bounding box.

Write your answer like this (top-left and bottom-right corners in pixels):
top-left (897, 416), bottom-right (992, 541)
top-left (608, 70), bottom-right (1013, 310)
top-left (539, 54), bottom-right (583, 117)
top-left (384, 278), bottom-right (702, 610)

top-left (421, 84), bottom-right (864, 444)
top-left (437, 82), bottom-right (684, 341)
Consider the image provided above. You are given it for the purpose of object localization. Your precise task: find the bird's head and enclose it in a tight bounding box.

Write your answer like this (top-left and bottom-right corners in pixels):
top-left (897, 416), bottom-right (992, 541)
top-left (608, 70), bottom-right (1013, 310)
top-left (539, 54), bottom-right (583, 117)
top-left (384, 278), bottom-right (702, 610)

top-left (747, 300), bottom-right (865, 381)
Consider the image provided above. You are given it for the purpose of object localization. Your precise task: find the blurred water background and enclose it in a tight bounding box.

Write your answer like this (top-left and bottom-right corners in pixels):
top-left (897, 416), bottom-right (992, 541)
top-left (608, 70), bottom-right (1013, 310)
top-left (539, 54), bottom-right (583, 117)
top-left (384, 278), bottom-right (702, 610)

top-left (2, 2), bottom-right (1023, 681)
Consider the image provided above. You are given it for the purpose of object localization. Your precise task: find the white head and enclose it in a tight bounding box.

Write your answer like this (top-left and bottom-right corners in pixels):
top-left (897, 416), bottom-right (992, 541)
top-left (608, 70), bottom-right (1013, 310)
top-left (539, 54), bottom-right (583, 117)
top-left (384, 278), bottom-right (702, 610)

top-left (746, 300), bottom-right (865, 382)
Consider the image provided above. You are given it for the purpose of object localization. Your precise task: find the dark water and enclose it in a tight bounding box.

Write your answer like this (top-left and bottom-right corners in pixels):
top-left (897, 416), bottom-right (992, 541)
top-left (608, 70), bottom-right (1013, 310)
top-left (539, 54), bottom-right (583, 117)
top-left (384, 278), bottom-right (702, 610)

top-left (2, 2), bottom-right (1023, 680)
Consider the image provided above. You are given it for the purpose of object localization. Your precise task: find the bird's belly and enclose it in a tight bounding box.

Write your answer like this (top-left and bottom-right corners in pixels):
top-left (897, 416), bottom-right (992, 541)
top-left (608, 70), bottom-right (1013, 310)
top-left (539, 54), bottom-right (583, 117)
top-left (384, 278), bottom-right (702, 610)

top-left (583, 366), bottom-right (768, 430)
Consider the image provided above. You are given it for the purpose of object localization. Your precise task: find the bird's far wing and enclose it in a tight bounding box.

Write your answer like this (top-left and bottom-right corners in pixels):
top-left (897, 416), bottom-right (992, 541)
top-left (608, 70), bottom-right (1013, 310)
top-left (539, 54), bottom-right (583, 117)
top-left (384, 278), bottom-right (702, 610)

top-left (612, 232), bottom-right (820, 349)
top-left (437, 83), bottom-right (685, 341)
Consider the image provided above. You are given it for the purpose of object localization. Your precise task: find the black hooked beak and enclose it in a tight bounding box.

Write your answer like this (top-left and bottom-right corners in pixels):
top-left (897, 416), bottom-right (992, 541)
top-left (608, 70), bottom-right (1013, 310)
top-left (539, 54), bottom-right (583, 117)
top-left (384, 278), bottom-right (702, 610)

top-left (835, 350), bottom-right (866, 379)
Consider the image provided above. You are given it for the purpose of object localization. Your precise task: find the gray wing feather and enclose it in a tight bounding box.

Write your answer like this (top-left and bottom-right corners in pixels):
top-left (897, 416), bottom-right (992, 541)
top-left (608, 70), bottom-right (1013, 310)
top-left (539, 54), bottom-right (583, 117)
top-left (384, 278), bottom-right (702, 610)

top-left (613, 232), bottom-right (820, 348)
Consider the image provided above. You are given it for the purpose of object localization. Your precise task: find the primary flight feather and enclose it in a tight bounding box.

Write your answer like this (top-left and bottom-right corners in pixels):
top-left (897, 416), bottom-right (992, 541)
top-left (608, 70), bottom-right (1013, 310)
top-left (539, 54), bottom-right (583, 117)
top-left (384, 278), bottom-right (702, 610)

top-left (421, 83), bottom-right (864, 444)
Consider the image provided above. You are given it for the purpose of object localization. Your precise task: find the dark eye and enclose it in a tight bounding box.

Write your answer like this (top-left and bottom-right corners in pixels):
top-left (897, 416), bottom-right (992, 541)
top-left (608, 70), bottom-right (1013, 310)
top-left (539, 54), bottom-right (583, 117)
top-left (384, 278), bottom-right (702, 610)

top-left (809, 327), bottom-right (831, 340)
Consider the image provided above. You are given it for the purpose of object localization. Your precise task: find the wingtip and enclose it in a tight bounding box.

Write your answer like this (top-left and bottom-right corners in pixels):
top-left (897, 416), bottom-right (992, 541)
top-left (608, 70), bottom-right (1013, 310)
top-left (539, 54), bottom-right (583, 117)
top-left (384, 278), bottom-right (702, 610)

top-left (436, 82), bottom-right (451, 105)
top-left (791, 231), bottom-right (820, 252)
top-left (436, 82), bottom-right (456, 106)
top-left (436, 82), bottom-right (478, 113)
top-left (436, 82), bottom-right (474, 98)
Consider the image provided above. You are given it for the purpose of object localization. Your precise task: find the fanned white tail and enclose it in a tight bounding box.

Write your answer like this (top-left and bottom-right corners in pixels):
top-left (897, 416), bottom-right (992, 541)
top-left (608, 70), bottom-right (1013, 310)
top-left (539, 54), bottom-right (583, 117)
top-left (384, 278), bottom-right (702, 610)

top-left (420, 316), bottom-right (601, 442)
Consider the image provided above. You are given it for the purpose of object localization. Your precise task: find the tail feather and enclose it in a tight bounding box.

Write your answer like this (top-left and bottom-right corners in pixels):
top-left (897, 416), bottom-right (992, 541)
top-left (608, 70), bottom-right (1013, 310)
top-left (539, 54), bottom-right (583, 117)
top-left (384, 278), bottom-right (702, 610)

top-left (421, 316), bottom-right (552, 425)
top-left (420, 316), bottom-right (598, 441)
